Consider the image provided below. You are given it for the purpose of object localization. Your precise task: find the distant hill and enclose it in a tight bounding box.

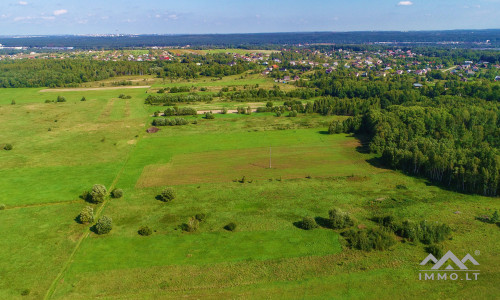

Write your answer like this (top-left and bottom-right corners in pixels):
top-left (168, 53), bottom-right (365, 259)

top-left (1, 30), bottom-right (500, 49)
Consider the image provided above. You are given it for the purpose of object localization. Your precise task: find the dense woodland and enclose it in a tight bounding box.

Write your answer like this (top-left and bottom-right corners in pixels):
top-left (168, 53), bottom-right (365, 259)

top-left (1, 30), bottom-right (500, 48)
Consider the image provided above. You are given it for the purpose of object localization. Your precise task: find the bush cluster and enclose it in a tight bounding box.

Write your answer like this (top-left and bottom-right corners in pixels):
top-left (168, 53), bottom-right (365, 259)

top-left (118, 94), bottom-right (132, 99)
top-left (195, 213), bottom-right (207, 222)
top-left (326, 208), bottom-right (355, 229)
top-left (475, 211), bottom-right (499, 224)
top-left (224, 222), bottom-right (237, 231)
top-left (425, 244), bottom-right (444, 258)
top-left (182, 217), bottom-right (199, 232)
top-left (342, 228), bottom-right (396, 251)
top-left (204, 112), bottom-right (215, 119)
top-left (298, 217), bottom-right (318, 230)
top-left (138, 226), bottom-right (153, 236)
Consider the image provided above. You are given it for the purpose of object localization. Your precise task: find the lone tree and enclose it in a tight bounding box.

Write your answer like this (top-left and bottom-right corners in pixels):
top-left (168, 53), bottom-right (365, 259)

top-left (158, 187), bottom-right (176, 202)
top-left (89, 184), bottom-right (107, 203)
top-left (95, 216), bottom-right (112, 234)
top-left (78, 206), bottom-right (94, 224)
top-left (111, 188), bottom-right (123, 199)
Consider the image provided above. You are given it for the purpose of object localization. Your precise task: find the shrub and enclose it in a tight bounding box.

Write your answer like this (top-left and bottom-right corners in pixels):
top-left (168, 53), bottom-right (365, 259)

top-left (266, 101), bottom-right (273, 108)
top-left (111, 188), bottom-right (123, 199)
top-left (45, 99), bottom-right (52, 103)
top-left (327, 208), bottom-right (355, 229)
top-left (221, 107), bottom-right (228, 114)
top-left (0, 204), bottom-right (5, 210)
top-left (118, 94), bottom-right (132, 99)
top-left (182, 217), bottom-right (199, 232)
top-left (396, 220), bottom-right (451, 244)
top-left (476, 211), bottom-right (499, 224)
top-left (195, 213), bottom-right (207, 222)
top-left (95, 216), bottom-right (112, 234)
top-left (426, 244), bottom-right (443, 258)
top-left (288, 110), bottom-right (298, 117)
top-left (158, 187), bottom-right (175, 202)
top-left (372, 215), bottom-right (396, 229)
top-left (342, 228), bottom-right (396, 251)
top-left (204, 112), bottom-right (215, 119)
top-left (11, 100), bottom-right (16, 105)
top-left (138, 226), bottom-right (153, 236)
top-left (81, 96), bottom-right (86, 101)
top-left (275, 111), bottom-right (282, 117)
top-left (21, 289), bottom-right (30, 296)
top-left (56, 96), bottom-right (66, 102)
top-left (298, 217), bottom-right (318, 230)
top-left (89, 184), bottom-right (107, 203)
top-left (224, 222), bottom-right (237, 231)
top-left (4, 144), bottom-right (13, 151)
top-left (78, 206), bottom-right (94, 224)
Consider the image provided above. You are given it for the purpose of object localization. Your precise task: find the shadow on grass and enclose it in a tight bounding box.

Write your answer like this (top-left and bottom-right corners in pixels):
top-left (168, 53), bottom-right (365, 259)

top-left (317, 130), bottom-right (330, 135)
top-left (314, 217), bottom-right (332, 229)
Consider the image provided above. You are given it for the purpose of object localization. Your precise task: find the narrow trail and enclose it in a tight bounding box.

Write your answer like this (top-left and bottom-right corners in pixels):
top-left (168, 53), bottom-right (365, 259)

top-left (3, 199), bottom-right (80, 211)
top-left (43, 115), bottom-right (147, 300)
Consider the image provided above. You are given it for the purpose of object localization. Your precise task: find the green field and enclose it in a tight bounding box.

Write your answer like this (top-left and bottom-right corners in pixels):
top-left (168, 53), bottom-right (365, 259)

top-left (0, 79), bottom-right (498, 299)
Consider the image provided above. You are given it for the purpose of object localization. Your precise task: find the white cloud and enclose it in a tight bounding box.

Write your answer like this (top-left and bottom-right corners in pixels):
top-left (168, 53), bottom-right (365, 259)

top-left (18, 1), bottom-right (28, 5)
top-left (53, 9), bottom-right (68, 16)
top-left (14, 16), bottom-right (32, 21)
top-left (397, 1), bottom-right (413, 6)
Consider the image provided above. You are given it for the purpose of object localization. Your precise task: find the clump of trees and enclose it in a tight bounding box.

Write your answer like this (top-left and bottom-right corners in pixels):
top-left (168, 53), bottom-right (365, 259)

top-left (78, 206), bottom-right (94, 224)
top-left (95, 216), bottom-right (112, 234)
top-left (373, 216), bottom-right (452, 244)
top-left (164, 107), bottom-right (197, 116)
top-left (152, 117), bottom-right (189, 126)
top-left (145, 94), bottom-right (213, 105)
top-left (158, 187), bottom-right (176, 202)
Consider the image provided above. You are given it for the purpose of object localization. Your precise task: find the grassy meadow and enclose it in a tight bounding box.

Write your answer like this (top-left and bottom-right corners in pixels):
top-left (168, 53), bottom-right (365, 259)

top-left (0, 75), bottom-right (498, 299)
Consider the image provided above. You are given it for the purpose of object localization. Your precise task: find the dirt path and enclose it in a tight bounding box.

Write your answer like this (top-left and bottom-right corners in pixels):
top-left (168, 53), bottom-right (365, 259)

top-left (39, 86), bottom-right (151, 92)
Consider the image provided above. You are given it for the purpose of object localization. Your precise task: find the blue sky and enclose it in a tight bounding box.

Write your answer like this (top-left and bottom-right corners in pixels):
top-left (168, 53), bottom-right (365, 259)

top-left (0, 0), bottom-right (499, 35)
